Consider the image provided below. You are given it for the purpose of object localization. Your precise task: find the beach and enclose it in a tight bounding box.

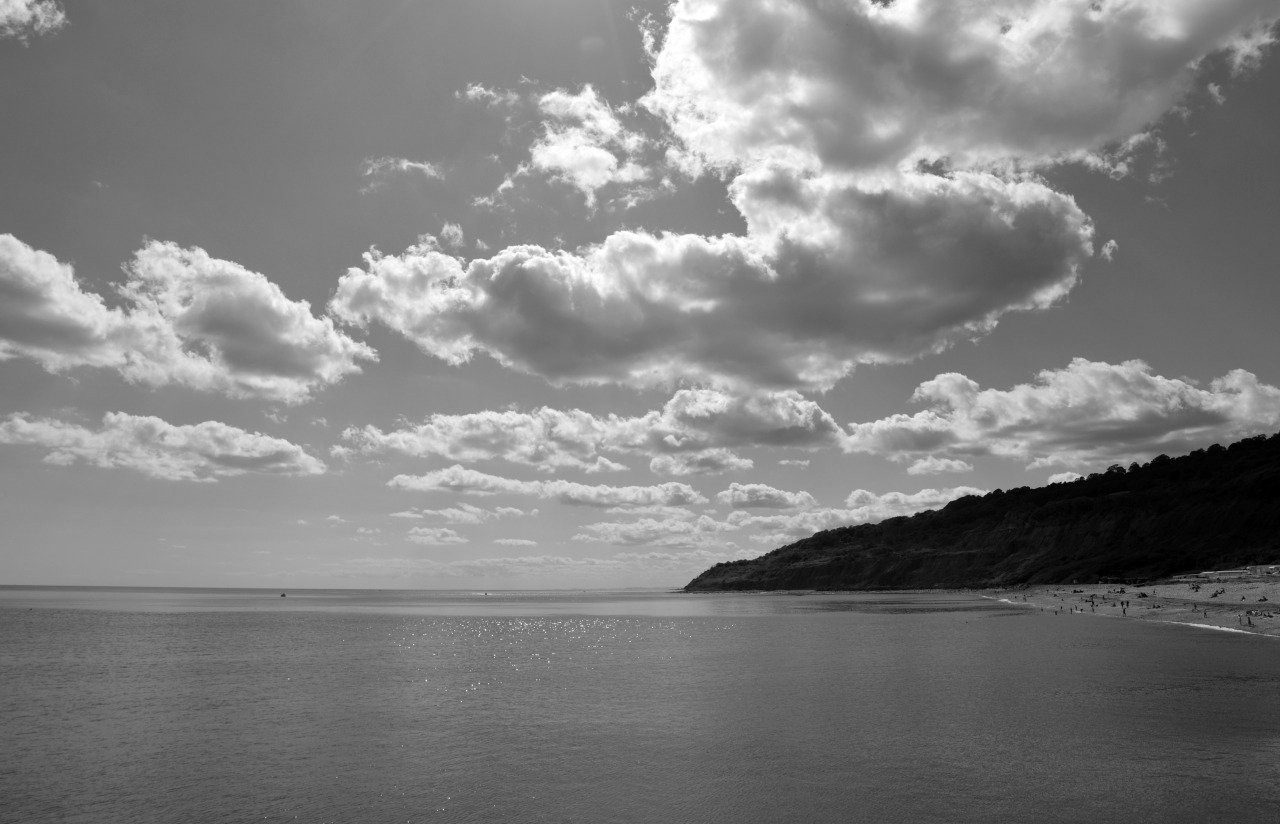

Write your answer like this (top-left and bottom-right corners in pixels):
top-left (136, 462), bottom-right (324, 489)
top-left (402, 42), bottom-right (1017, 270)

top-left (989, 576), bottom-right (1280, 637)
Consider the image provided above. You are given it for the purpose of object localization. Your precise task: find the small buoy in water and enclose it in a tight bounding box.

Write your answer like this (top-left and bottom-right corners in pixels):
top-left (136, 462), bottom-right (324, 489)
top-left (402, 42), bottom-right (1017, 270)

top-left (281, 593), bottom-right (286, 597)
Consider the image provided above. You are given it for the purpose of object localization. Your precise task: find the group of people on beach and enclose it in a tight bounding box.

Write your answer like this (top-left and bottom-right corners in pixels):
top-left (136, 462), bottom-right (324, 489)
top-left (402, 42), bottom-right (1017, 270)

top-left (1042, 583), bottom-right (1276, 627)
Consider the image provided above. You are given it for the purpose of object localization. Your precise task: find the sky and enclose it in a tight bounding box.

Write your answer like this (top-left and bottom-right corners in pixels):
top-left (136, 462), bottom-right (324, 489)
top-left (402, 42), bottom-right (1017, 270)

top-left (3, 0), bottom-right (1280, 589)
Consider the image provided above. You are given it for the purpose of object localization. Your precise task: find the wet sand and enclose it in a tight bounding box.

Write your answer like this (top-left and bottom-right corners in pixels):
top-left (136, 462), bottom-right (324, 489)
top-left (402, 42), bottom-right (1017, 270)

top-left (987, 577), bottom-right (1280, 637)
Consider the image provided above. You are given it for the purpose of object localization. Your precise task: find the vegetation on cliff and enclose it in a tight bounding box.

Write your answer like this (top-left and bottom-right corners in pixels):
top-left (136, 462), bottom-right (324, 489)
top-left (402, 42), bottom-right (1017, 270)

top-left (685, 433), bottom-right (1280, 591)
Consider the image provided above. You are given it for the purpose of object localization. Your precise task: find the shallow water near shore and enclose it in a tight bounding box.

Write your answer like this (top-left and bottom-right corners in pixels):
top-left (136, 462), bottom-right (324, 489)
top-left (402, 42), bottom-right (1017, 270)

top-left (3, 587), bottom-right (1279, 823)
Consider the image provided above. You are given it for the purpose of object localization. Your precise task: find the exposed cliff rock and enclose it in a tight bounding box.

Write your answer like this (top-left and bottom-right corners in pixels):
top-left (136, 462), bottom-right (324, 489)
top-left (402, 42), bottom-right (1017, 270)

top-left (685, 433), bottom-right (1280, 591)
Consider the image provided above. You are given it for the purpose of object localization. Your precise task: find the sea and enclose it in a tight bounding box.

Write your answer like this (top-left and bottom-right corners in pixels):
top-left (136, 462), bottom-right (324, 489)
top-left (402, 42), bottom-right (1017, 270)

top-left (2, 587), bottom-right (1278, 823)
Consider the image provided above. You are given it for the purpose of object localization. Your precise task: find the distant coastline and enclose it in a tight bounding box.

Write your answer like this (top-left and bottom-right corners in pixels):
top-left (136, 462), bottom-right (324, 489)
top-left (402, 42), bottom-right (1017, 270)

top-left (686, 432), bottom-right (1280, 592)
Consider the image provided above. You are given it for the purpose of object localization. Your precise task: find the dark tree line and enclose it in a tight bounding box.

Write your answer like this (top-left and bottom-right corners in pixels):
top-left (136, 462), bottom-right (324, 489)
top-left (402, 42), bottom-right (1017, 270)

top-left (685, 433), bottom-right (1280, 591)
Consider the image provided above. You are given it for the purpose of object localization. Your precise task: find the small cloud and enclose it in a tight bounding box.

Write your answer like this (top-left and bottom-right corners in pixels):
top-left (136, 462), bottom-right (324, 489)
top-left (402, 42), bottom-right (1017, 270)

top-left (650, 449), bottom-right (753, 476)
top-left (439, 223), bottom-right (466, 249)
top-left (906, 456), bottom-right (973, 475)
top-left (325, 515), bottom-right (347, 525)
top-left (1048, 472), bottom-right (1083, 484)
top-left (406, 527), bottom-right (469, 546)
top-left (360, 157), bottom-right (443, 193)
top-left (495, 538), bottom-right (539, 547)
top-left (779, 459), bottom-right (810, 467)
top-left (1099, 239), bottom-right (1118, 261)
top-left (715, 482), bottom-right (817, 510)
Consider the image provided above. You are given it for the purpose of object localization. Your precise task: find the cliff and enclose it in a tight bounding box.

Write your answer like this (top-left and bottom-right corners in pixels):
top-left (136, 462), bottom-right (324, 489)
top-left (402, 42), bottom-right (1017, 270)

top-left (685, 433), bottom-right (1280, 591)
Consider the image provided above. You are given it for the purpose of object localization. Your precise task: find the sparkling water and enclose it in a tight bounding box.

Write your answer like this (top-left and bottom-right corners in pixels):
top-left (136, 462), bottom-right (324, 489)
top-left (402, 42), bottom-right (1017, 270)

top-left (3, 588), bottom-right (1278, 823)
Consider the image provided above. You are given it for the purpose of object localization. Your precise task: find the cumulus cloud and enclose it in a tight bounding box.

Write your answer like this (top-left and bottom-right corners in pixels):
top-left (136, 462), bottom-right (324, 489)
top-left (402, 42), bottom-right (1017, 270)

top-left (0, 412), bottom-right (326, 481)
top-left (494, 538), bottom-right (538, 547)
top-left (613, 388), bottom-right (846, 452)
top-left (332, 2), bottom-right (1278, 395)
top-left (329, 197), bottom-right (1090, 393)
top-left (388, 464), bottom-right (708, 508)
top-left (343, 387), bottom-right (845, 476)
top-left (531, 85), bottom-right (650, 207)
top-left (438, 223), bottom-right (466, 249)
top-left (0, 234), bottom-right (374, 403)
top-left (715, 482), bottom-right (816, 510)
top-left (406, 527), bottom-right (469, 546)
top-left (0, 0), bottom-right (66, 42)
top-left (342, 407), bottom-right (626, 474)
top-left (643, 0), bottom-right (1279, 174)
top-left (845, 358), bottom-right (1280, 470)
top-left (648, 449), bottom-right (752, 476)
top-left (906, 456), bottom-right (973, 475)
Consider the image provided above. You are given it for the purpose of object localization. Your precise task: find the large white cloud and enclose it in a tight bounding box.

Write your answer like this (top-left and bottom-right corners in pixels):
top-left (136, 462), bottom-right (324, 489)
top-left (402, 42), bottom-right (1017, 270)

top-left (331, 1), bottom-right (1276, 395)
top-left (0, 412), bottom-right (326, 481)
top-left (643, 0), bottom-right (1279, 175)
top-left (343, 387), bottom-right (844, 475)
top-left (388, 464), bottom-right (709, 508)
top-left (0, 235), bottom-right (374, 403)
top-left (845, 358), bottom-right (1280, 469)
top-left (0, 0), bottom-right (65, 41)
top-left (330, 188), bottom-right (1091, 392)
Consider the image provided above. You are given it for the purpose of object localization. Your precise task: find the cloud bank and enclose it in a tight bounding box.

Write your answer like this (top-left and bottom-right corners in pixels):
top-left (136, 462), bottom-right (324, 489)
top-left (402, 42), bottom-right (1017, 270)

top-left (331, 1), bottom-right (1278, 396)
top-left (0, 412), bottom-right (326, 481)
top-left (845, 358), bottom-right (1280, 469)
top-left (344, 387), bottom-right (843, 475)
top-left (388, 464), bottom-right (709, 508)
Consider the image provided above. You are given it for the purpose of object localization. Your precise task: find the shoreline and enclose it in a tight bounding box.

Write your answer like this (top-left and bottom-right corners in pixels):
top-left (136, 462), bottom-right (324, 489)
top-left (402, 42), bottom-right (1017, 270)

top-left (986, 578), bottom-right (1280, 638)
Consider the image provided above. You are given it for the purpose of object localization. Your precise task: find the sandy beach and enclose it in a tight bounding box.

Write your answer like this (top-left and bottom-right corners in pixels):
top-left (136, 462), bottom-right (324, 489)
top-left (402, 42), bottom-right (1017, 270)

top-left (987, 576), bottom-right (1280, 638)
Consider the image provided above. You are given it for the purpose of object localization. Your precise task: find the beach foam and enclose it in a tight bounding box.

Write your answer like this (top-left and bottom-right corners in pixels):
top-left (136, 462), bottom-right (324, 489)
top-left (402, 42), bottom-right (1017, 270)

top-left (1177, 622), bottom-right (1260, 635)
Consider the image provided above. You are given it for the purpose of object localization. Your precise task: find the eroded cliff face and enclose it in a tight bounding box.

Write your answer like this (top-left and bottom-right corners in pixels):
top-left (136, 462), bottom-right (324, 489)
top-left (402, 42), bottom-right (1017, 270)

top-left (685, 435), bottom-right (1280, 591)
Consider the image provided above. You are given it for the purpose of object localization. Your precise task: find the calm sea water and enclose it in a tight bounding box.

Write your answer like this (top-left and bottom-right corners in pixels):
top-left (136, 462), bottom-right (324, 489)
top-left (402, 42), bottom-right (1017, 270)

top-left (2, 587), bottom-right (1278, 823)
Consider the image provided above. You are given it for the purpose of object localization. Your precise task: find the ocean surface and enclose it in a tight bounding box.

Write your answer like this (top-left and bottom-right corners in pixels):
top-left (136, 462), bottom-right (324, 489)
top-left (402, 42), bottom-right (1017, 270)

top-left (2, 587), bottom-right (1278, 823)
